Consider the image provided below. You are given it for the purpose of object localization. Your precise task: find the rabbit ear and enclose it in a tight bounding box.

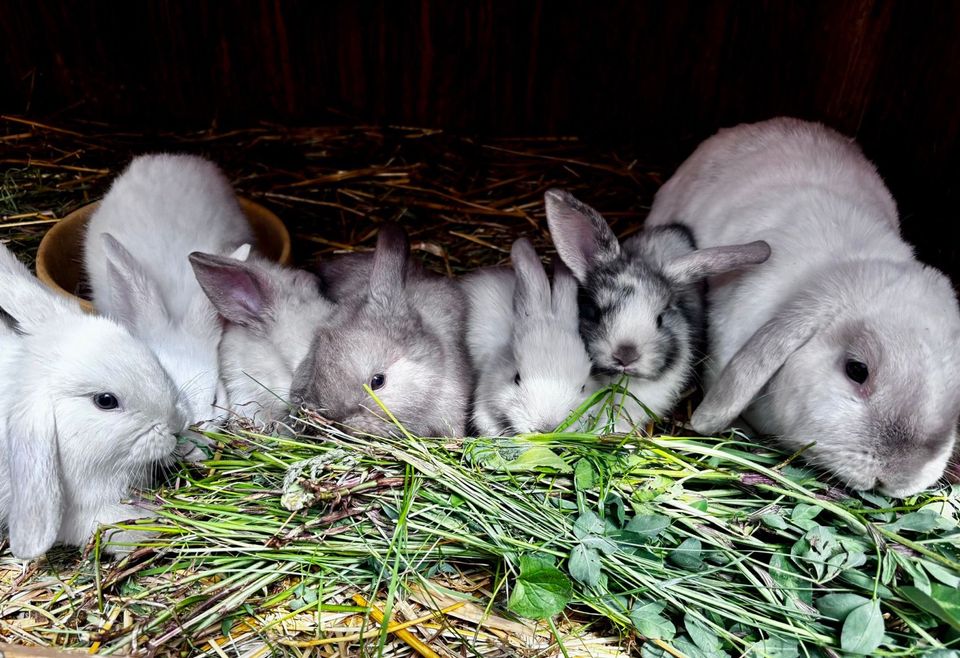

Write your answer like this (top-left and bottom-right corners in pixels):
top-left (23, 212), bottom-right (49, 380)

top-left (190, 252), bottom-right (270, 328)
top-left (664, 240), bottom-right (771, 285)
top-left (551, 257), bottom-right (580, 330)
top-left (369, 223), bottom-right (409, 307)
top-left (544, 189), bottom-right (621, 282)
top-left (511, 238), bottom-right (551, 318)
top-left (692, 296), bottom-right (825, 434)
top-left (6, 394), bottom-right (62, 559)
top-left (102, 233), bottom-right (169, 327)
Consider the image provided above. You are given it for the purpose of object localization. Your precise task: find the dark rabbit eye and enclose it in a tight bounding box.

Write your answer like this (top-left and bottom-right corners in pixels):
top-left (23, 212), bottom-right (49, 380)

top-left (514, 372), bottom-right (522, 386)
top-left (844, 359), bottom-right (869, 384)
top-left (578, 290), bottom-right (600, 323)
top-left (370, 373), bottom-right (386, 390)
top-left (656, 313), bottom-right (664, 328)
top-left (93, 392), bottom-right (120, 410)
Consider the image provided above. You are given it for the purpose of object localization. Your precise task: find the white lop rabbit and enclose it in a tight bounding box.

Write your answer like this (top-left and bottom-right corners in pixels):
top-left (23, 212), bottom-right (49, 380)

top-left (84, 154), bottom-right (254, 426)
top-left (545, 190), bottom-right (770, 429)
top-left (189, 252), bottom-right (336, 424)
top-left (0, 244), bottom-right (188, 559)
top-left (645, 117), bottom-right (960, 497)
top-left (462, 238), bottom-right (594, 435)
top-left (291, 223), bottom-right (471, 437)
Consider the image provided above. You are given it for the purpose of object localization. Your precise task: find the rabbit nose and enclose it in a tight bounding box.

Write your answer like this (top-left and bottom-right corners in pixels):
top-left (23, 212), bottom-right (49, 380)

top-left (612, 343), bottom-right (640, 367)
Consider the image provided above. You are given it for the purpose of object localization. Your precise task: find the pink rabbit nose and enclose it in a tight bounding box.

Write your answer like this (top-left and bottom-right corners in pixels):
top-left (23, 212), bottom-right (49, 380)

top-left (612, 343), bottom-right (639, 368)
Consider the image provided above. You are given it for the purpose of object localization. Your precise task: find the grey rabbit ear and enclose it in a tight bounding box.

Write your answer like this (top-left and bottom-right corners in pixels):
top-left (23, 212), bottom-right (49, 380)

top-left (664, 240), bottom-right (771, 285)
top-left (189, 251), bottom-right (270, 328)
top-left (511, 238), bottom-right (551, 318)
top-left (692, 293), bottom-right (824, 434)
top-left (102, 233), bottom-right (169, 328)
top-left (369, 223), bottom-right (409, 307)
top-left (6, 394), bottom-right (62, 559)
top-left (544, 189), bottom-right (621, 282)
top-left (550, 257), bottom-right (580, 330)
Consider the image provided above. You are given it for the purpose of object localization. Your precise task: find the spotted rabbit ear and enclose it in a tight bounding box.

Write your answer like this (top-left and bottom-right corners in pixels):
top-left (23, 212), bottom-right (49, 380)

top-left (6, 389), bottom-right (62, 559)
top-left (544, 189), bottom-right (621, 282)
top-left (511, 238), bottom-right (551, 319)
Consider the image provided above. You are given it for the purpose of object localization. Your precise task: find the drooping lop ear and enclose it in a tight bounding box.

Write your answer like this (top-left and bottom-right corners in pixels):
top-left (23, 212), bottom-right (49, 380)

top-left (369, 223), bottom-right (409, 308)
top-left (544, 189), bottom-right (621, 283)
top-left (550, 258), bottom-right (579, 332)
top-left (0, 241), bottom-right (34, 278)
top-left (102, 233), bottom-right (169, 329)
top-left (6, 392), bottom-right (62, 559)
top-left (692, 292), bottom-right (826, 435)
top-left (663, 240), bottom-right (771, 286)
top-left (0, 244), bottom-right (83, 331)
top-left (511, 238), bottom-right (551, 319)
top-left (189, 251), bottom-right (270, 328)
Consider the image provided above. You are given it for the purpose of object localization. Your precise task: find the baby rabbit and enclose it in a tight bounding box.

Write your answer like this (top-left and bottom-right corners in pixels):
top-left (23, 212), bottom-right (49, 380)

top-left (545, 190), bottom-right (770, 428)
top-left (84, 154), bottom-right (254, 426)
top-left (291, 223), bottom-right (470, 437)
top-left (189, 252), bottom-right (336, 424)
top-left (0, 244), bottom-right (188, 559)
top-left (645, 117), bottom-right (960, 497)
top-left (462, 238), bottom-right (594, 435)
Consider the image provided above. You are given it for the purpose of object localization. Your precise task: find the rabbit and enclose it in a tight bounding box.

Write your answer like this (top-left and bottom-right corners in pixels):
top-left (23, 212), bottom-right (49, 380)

top-left (0, 244), bottom-right (188, 559)
top-left (189, 252), bottom-right (337, 424)
top-left (544, 189), bottom-right (771, 429)
top-left (291, 223), bottom-right (471, 437)
top-left (644, 117), bottom-right (960, 497)
top-left (84, 153), bottom-right (255, 427)
top-left (461, 238), bottom-right (595, 435)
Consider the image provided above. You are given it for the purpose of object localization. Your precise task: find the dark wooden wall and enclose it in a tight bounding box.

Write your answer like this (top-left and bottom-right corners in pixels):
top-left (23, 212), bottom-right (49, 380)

top-left (2, 0), bottom-right (960, 270)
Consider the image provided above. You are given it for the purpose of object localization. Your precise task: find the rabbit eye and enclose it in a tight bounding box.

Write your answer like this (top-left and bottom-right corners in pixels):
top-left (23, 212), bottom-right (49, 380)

top-left (656, 313), bottom-right (664, 328)
top-left (370, 373), bottom-right (386, 390)
top-left (580, 384), bottom-right (586, 393)
top-left (844, 359), bottom-right (869, 385)
top-left (578, 291), bottom-right (600, 323)
top-left (514, 372), bottom-right (522, 386)
top-left (93, 392), bottom-right (120, 411)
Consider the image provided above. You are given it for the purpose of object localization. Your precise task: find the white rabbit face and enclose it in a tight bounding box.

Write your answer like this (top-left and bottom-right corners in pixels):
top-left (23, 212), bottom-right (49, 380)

top-left (500, 324), bottom-right (593, 434)
top-left (146, 329), bottom-right (224, 426)
top-left (763, 316), bottom-right (960, 497)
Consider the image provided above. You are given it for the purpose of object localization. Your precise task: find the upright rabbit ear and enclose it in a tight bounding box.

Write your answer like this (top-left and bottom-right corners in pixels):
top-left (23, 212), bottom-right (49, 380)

top-left (692, 294), bottom-right (826, 434)
top-left (511, 239), bottom-right (551, 318)
top-left (544, 189), bottom-right (621, 282)
top-left (664, 240), bottom-right (771, 286)
top-left (102, 234), bottom-right (168, 328)
top-left (550, 258), bottom-right (580, 332)
top-left (369, 223), bottom-right (409, 308)
top-left (190, 252), bottom-right (270, 328)
top-left (6, 394), bottom-right (62, 559)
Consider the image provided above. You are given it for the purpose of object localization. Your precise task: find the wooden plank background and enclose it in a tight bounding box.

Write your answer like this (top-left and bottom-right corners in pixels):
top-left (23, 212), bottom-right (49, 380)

top-left (1, 0), bottom-right (959, 275)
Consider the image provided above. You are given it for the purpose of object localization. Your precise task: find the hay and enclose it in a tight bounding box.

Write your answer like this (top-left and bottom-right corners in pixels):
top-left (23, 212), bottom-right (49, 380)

top-left (1, 117), bottom-right (959, 658)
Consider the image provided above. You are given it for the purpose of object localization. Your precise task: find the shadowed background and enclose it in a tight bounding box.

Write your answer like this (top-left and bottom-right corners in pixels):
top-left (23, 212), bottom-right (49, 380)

top-left (1, 0), bottom-right (958, 276)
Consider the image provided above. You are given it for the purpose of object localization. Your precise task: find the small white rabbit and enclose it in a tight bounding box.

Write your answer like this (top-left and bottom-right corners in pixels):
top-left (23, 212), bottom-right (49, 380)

top-left (645, 117), bottom-right (960, 497)
top-left (545, 190), bottom-right (770, 430)
top-left (0, 244), bottom-right (188, 559)
top-left (189, 252), bottom-right (336, 424)
top-left (462, 238), bottom-right (594, 435)
top-left (291, 223), bottom-right (471, 437)
top-left (84, 154), bottom-right (254, 426)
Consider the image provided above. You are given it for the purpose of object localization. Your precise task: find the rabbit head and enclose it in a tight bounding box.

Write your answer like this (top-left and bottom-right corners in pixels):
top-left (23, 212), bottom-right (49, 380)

top-left (471, 239), bottom-right (594, 435)
top-left (100, 234), bottom-right (230, 426)
top-left (291, 224), bottom-right (467, 437)
top-left (0, 261), bottom-right (186, 559)
top-left (189, 252), bottom-right (336, 422)
top-left (545, 189), bottom-right (770, 378)
top-left (693, 260), bottom-right (960, 497)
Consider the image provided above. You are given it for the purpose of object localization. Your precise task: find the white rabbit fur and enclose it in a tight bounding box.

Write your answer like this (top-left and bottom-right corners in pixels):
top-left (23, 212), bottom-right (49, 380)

top-left (291, 223), bottom-right (471, 437)
top-left (0, 244), bottom-right (188, 559)
top-left (189, 252), bottom-right (336, 424)
top-left (545, 190), bottom-right (770, 431)
top-left (84, 154), bottom-right (254, 426)
top-left (645, 117), bottom-right (960, 496)
top-left (462, 239), bottom-right (594, 435)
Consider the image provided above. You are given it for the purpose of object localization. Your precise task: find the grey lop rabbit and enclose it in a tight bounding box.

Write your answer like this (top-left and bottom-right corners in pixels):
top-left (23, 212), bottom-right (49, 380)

top-left (645, 117), bottom-right (960, 497)
top-left (545, 190), bottom-right (770, 429)
top-left (291, 223), bottom-right (471, 437)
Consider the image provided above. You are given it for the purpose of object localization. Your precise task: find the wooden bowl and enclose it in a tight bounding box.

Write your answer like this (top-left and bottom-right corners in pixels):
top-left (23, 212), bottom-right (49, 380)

top-left (36, 198), bottom-right (291, 313)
